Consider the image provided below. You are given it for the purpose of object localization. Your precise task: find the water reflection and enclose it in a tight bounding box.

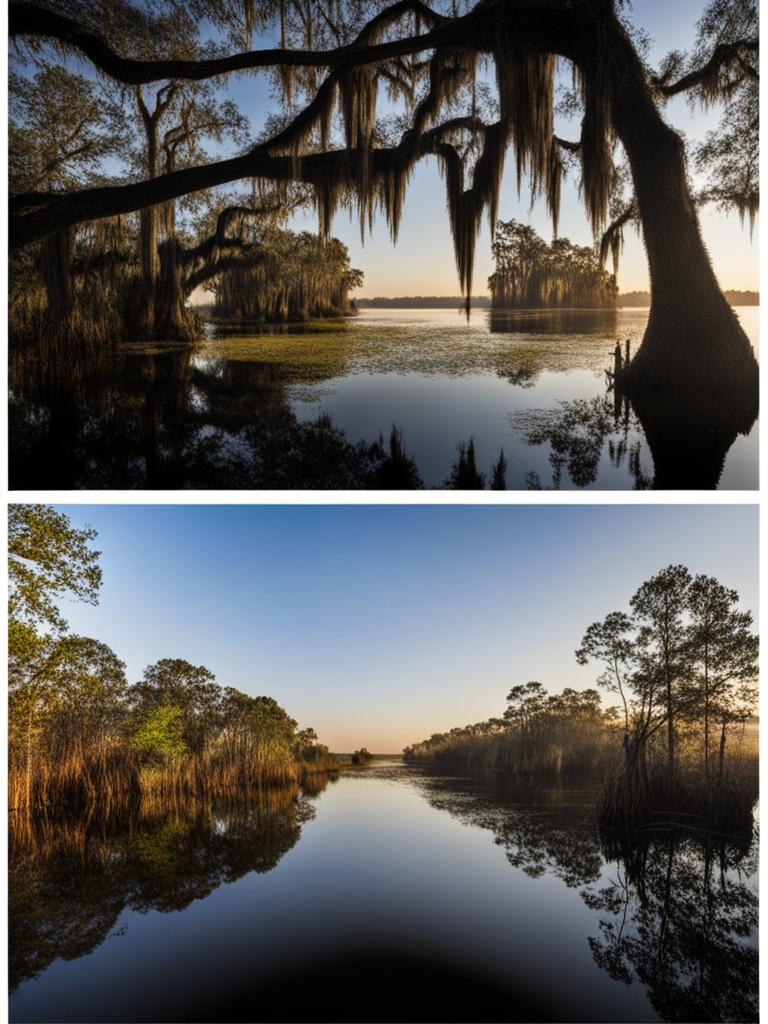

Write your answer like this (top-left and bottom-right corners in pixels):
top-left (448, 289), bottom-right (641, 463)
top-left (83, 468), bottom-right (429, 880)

top-left (9, 309), bottom-right (757, 489)
top-left (413, 770), bottom-right (758, 1024)
top-left (588, 833), bottom-right (758, 1024)
top-left (488, 308), bottom-right (618, 336)
top-left (8, 765), bottom-right (758, 1023)
top-left (515, 394), bottom-right (653, 489)
top-left (9, 783), bottom-right (327, 994)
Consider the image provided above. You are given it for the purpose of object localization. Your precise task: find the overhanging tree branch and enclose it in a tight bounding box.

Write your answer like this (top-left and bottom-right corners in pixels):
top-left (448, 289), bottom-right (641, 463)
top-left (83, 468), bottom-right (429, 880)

top-left (10, 118), bottom-right (482, 249)
top-left (652, 38), bottom-right (758, 97)
top-left (9, 0), bottom-right (459, 83)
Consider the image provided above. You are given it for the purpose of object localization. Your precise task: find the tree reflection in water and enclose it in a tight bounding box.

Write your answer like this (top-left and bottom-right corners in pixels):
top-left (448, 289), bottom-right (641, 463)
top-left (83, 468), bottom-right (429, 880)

top-left (414, 770), bottom-right (758, 1024)
top-left (9, 310), bottom-right (756, 489)
top-left (9, 778), bottom-right (333, 994)
top-left (516, 394), bottom-right (652, 490)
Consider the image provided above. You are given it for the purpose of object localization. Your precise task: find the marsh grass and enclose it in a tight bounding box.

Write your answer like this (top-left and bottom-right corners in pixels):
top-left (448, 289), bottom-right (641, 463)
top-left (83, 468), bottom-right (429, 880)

top-left (407, 722), bottom-right (621, 777)
top-left (597, 727), bottom-right (759, 837)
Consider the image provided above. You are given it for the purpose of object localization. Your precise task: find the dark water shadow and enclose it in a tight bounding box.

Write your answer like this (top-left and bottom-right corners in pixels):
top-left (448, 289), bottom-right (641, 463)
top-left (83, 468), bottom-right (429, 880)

top-left (411, 769), bottom-right (758, 1024)
top-left (514, 387), bottom-right (757, 490)
top-left (9, 317), bottom-right (756, 490)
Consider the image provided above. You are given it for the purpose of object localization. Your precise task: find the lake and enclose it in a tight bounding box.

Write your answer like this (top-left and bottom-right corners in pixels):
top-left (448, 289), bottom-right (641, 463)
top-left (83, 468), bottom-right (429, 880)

top-left (9, 307), bottom-right (758, 490)
top-left (9, 760), bottom-right (758, 1023)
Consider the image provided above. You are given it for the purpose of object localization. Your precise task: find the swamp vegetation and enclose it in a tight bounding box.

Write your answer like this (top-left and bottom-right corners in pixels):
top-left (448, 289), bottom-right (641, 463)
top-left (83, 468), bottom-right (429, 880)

top-left (489, 221), bottom-right (618, 310)
top-left (9, 505), bottom-right (337, 819)
top-left (6, 507), bottom-right (759, 1021)
top-left (406, 563), bottom-right (758, 837)
top-left (7, 0), bottom-right (759, 453)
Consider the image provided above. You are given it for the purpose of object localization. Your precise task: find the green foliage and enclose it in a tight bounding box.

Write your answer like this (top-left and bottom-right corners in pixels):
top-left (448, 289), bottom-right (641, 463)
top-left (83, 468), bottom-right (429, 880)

top-left (7, 505), bottom-right (333, 815)
top-left (132, 706), bottom-right (189, 763)
top-left (9, 504), bottom-right (102, 634)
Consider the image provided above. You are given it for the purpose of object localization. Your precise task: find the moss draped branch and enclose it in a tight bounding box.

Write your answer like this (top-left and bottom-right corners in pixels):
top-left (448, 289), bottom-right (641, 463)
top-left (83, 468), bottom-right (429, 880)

top-left (9, 0), bottom-right (459, 82)
top-left (10, 118), bottom-right (483, 249)
top-left (652, 38), bottom-right (758, 97)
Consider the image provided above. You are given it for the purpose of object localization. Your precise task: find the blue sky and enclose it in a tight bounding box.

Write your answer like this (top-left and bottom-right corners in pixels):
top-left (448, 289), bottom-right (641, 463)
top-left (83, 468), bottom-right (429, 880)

top-left (52, 504), bottom-right (758, 751)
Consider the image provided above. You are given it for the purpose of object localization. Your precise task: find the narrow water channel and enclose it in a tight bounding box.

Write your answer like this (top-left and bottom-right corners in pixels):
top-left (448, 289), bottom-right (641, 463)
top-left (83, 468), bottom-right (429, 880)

top-left (9, 760), bottom-right (758, 1023)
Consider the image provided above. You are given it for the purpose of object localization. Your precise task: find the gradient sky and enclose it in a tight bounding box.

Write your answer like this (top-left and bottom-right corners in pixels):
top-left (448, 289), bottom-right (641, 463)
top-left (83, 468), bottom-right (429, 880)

top-left (51, 504), bottom-right (758, 752)
top-left (226, 0), bottom-right (758, 296)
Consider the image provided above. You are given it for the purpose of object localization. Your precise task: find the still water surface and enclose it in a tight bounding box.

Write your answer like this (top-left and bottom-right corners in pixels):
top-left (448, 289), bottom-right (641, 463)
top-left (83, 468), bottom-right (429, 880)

top-left (10, 760), bottom-right (758, 1023)
top-left (9, 307), bottom-right (758, 489)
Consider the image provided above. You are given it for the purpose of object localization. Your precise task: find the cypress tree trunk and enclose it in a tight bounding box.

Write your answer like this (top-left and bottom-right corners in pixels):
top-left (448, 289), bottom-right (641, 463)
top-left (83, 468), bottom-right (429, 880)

top-left (39, 227), bottom-right (74, 326)
top-left (155, 238), bottom-right (193, 340)
top-left (601, 11), bottom-right (758, 401)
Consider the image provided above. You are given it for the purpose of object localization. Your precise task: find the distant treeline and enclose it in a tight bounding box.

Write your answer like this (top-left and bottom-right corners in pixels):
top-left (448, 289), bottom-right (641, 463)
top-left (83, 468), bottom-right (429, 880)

top-left (619, 290), bottom-right (758, 306)
top-left (355, 296), bottom-right (492, 308)
top-left (356, 290), bottom-right (758, 309)
top-left (9, 506), bottom-right (337, 818)
top-left (404, 684), bottom-right (618, 774)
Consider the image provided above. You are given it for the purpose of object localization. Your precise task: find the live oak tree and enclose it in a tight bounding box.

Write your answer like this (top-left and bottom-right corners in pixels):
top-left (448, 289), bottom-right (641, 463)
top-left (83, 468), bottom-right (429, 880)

top-left (9, 0), bottom-right (758, 397)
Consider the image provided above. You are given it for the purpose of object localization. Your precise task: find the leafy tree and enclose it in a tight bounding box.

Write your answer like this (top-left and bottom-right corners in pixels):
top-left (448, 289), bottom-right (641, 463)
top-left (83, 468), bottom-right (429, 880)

top-left (9, 67), bottom-right (122, 194)
top-left (577, 563), bottom-right (758, 813)
top-left (629, 565), bottom-right (693, 784)
top-left (686, 574), bottom-right (758, 779)
top-left (9, 504), bottom-right (102, 633)
top-left (132, 705), bottom-right (189, 763)
top-left (131, 658), bottom-right (221, 756)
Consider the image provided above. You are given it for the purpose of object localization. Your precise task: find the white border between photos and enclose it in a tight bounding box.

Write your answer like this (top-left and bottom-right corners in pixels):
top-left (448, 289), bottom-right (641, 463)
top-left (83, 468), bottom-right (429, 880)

top-left (0, 6), bottom-right (766, 1023)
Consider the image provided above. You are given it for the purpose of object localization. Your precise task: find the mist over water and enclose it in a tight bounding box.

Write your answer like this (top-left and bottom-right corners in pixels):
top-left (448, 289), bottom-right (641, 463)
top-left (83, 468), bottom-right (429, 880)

top-left (10, 760), bottom-right (758, 1023)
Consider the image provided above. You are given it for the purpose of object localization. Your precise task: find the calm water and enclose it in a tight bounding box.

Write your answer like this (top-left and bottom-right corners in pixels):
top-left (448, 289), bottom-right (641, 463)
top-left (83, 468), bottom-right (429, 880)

top-left (10, 761), bottom-right (758, 1023)
top-left (9, 307), bottom-right (758, 489)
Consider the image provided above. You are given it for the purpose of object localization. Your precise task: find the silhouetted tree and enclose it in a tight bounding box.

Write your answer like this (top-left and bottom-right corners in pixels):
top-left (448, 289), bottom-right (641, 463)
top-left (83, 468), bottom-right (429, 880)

top-left (9, 0), bottom-right (759, 397)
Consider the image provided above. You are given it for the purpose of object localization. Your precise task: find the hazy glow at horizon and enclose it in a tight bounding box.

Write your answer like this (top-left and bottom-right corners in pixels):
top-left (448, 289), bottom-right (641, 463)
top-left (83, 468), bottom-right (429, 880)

top-left (52, 506), bottom-right (757, 753)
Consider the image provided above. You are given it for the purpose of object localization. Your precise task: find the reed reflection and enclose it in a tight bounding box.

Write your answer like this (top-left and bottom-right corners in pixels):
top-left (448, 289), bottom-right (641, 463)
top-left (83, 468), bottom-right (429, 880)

top-left (9, 779), bottom-right (333, 994)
